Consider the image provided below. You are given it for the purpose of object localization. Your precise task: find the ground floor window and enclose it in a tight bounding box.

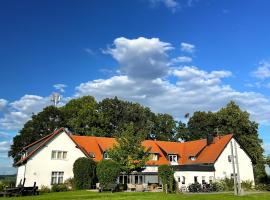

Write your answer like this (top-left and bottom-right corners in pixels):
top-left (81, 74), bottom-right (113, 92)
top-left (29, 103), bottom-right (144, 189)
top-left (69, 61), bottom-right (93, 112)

top-left (209, 176), bottom-right (214, 184)
top-left (51, 171), bottom-right (64, 185)
top-left (134, 175), bottom-right (143, 184)
top-left (194, 176), bottom-right (198, 183)
top-left (182, 176), bottom-right (185, 184)
top-left (202, 176), bottom-right (206, 184)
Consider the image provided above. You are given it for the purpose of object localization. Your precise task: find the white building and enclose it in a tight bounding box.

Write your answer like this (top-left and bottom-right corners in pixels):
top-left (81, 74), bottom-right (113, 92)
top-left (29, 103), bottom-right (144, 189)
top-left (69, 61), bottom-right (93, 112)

top-left (15, 128), bottom-right (254, 189)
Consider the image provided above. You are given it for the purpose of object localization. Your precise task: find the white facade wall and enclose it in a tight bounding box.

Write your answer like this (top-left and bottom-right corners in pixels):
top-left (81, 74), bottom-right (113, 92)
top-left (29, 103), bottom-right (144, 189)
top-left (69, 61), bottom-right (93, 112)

top-left (174, 171), bottom-right (215, 187)
top-left (16, 131), bottom-right (86, 188)
top-left (214, 138), bottom-right (254, 183)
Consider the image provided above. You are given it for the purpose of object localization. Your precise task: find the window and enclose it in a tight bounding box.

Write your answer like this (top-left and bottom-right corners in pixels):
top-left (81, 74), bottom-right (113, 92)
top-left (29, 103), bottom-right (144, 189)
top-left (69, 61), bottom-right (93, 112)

top-left (134, 175), bottom-right (143, 184)
top-left (168, 154), bottom-right (177, 163)
top-left (202, 176), bottom-right (206, 184)
top-left (209, 176), bottom-right (214, 184)
top-left (190, 156), bottom-right (196, 161)
top-left (51, 151), bottom-right (67, 160)
top-left (62, 151), bottom-right (67, 159)
top-left (103, 151), bottom-right (109, 159)
top-left (194, 176), bottom-right (198, 183)
top-left (51, 151), bottom-right (57, 159)
top-left (182, 176), bottom-right (185, 184)
top-left (51, 171), bottom-right (64, 185)
top-left (178, 177), bottom-right (181, 183)
top-left (228, 155), bottom-right (232, 162)
top-left (150, 153), bottom-right (159, 161)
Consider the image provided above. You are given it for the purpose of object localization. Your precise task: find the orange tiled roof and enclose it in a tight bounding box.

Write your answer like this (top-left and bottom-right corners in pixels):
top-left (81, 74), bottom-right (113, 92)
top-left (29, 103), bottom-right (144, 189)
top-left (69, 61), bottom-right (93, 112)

top-left (70, 133), bottom-right (233, 165)
top-left (17, 128), bottom-right (233, 166)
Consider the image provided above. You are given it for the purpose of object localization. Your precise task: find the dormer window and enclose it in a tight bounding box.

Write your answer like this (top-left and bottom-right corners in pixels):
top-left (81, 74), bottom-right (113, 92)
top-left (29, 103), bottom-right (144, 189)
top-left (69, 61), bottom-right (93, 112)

top-left (150, 153), bottom-right (159, 161)
top-left (103, 151), bottom-right (109, 159)
top-left (168, 154), bottom-right (178, 163)
top-left (190, 156), bottom-right (196, 161)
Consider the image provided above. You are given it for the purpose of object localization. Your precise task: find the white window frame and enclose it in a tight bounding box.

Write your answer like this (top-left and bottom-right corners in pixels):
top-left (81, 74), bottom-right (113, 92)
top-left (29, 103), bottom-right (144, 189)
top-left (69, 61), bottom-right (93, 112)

top-left (103, 151), bottom-right (109, 159)
top-left (168, 154), bottom-right (178, 163)
top-left (51, 150), bottom-right (67, 160)
top-left (150, 153), bottom-right (158, 161)
top-left (51, 171), bottom-right (64, 185)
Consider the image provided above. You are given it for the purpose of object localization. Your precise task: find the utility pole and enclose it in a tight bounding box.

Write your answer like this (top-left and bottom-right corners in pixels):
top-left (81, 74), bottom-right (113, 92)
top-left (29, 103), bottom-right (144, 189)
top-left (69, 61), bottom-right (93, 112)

top-left (234, 140), bottom-right (242, 195)
top-left (230, 141), bottom-right (237, 195)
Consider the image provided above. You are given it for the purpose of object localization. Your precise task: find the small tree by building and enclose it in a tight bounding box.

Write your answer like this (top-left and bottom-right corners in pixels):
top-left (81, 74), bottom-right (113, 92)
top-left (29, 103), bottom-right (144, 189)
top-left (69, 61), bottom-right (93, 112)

top-left (108, 123), bottom-right (149, 173)
top-left (96, 160), bottom-right (121, 189)
top-left (73, 157), bottom-right (96, 190)
top-left (158, 165), bottom-right (174, 194)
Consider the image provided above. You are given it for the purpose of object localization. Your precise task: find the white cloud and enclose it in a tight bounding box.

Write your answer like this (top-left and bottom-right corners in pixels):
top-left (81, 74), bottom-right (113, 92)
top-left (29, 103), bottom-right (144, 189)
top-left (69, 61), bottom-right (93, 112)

top-left (170, 56), bottom-right (192, 64)
top-left (84, 48), bottom-right (95, 56)
top-left (0, 99), bottom-right (8, 110)
top-left (0, 95), bottom-right (51, 130)
top-left (181, 42), bottom-right (195, 53)
top-left (149, 0), bottom-right (180, 12)
top-left (251, 61), bottom-right (270, 80)
top-left (105, 37), bottom-right (173, 80)
top-left (53, 84), bottom-right (67, 93)
top-left (0, 141), bottom-right (11, 158)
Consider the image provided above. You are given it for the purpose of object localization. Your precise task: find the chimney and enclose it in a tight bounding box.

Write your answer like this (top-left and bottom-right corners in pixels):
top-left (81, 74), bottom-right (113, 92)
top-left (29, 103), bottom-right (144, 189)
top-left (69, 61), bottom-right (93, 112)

top-left (207, 134), bottom-right (214, 145)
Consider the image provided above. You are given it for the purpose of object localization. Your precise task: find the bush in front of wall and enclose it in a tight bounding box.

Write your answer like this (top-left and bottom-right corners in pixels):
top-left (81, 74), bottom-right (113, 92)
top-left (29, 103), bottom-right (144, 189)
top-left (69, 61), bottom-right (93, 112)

top-left (64, 178), bottom-right (75, 190)
top-left (211, 181), bottom-right (225, 192)
top-left (39, 185), bottom-right (51, 193)
top-left (73, 157), bottom-right (97, 190)
top-left (158, 165), bottom-right (174, 193)
top-left (241, 180), bottom-right (253, 191)
top-left (96, 159), bottom-right (121, 190)
top-left (0, 182), bottom-right (6, 192)
top-left (51, 184), bottom-right (69, 192)
top-left (220, 178), bottom-right (234, 191)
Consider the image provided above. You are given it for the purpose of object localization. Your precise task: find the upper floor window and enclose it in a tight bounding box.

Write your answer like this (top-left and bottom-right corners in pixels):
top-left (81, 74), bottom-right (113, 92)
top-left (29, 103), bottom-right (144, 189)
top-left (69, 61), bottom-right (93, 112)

top-left (190, 156), bottom-right (196, 161)
top-left (150, 153), bottom-right (159, 161)
top-left (228, 155), bottom-right (232, 162)
top-left (103, 151), bottom-right (109, 159)
top-left (168, 154), bottom-right (178, 163)
top-left (51, 151), bottom-right (67, 160)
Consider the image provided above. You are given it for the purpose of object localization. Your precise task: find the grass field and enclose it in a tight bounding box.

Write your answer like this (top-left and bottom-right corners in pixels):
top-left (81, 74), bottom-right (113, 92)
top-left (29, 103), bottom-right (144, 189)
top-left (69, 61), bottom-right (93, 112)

top-left (1, 191), bottom-right (270, 200)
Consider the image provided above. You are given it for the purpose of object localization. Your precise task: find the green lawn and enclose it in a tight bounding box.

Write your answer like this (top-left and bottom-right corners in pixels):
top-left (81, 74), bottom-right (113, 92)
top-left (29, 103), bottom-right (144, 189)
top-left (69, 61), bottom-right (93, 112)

top-left (1, 191), bottom-right (270, 200)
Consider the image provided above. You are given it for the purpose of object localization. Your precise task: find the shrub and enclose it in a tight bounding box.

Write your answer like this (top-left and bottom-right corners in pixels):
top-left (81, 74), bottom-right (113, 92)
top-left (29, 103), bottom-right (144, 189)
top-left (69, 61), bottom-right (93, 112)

top-left (212, 181), bottom-right (225, 192)
top-left (39, 185), bottom-right (51, 193)
top-left (73, 157), bottom-right (97, 190)
top-left (158, 165), bottom-right (174, 193)
top-left (0, 182), bottom-right (6, 192)
top-left (64, 178), bottom-right (75, 190)
top-left (241, 180), bottom-right (253, 191)
top-left (188, 182), bottom-right (202, 193)
top-left (220, 178), bottom-right (234, 191)
top-left (255, 183), bottom-right (270, 191)
top-left (51, 184), bottom-right (69, 192)
top-left (96, 160), bottom-right (121, 189)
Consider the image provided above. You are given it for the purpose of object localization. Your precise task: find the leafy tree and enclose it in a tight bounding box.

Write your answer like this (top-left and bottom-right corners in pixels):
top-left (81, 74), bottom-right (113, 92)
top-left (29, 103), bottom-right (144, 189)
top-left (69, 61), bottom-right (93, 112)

top-left (266, 156), bottom-right (270, 166)
top-left (9, 106), bottom-right (65, 163)
top-left (152, 114), bottom-right (176, 141)
top-left (96, 160), bottom-right (121, 188)
top-left (158, 165), bottom-right (174, 193)
top-left (98, 97), bottom-right (155, 138)
top-left (73, 157), bottom-right (96, 190)
top-left (108, 123), bottom-right (149, 173)
top-left (61, 96), bottom-right (108, 136)
top-left (177, 101), bottom-right (266, 184)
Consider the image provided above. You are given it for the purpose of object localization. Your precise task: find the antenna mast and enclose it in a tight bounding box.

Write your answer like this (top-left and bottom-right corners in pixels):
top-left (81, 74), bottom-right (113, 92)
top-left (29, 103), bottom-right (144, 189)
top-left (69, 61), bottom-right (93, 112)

top-left (51, 93), bottom-right (61, 107)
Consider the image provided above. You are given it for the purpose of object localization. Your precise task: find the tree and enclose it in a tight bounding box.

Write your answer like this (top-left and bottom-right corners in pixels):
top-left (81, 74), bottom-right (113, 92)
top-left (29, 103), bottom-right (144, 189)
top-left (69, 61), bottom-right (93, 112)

top-left (158, 165), bottom-right (174, 193)
top-left (61, 96), bottom-right (108, 136)
top-left (108, 123), bottom-right (149, 173)
top-left (177, 101), bottom-right (266, 184)
top-left (98, 97), bottom-right (155, 138)
top-left (96, 160), bottom-right (121, 189)
top-left (9, 106), bottom-right (65, 163)
top-left (152, 114), bottom-right (176, 141)
top-left (73, 157), bottom-right (96, 189)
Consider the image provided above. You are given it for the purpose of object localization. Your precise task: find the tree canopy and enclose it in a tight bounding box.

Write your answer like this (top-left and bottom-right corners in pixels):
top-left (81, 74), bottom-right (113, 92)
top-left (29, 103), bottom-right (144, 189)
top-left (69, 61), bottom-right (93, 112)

top-left (108, 123), bottom-right (149, 173)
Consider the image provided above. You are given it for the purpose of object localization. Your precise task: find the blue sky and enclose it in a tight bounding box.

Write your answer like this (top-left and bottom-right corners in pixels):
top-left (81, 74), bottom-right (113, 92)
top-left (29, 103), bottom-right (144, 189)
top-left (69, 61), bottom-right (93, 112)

top-left (1, 0), bottom-right (270, 174)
